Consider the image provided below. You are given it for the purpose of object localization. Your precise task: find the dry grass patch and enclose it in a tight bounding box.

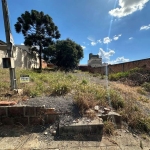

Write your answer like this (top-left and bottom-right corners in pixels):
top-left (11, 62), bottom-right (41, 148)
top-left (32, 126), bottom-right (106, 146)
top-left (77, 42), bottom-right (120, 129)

top-left (110, 81), bottom-right (150, 133)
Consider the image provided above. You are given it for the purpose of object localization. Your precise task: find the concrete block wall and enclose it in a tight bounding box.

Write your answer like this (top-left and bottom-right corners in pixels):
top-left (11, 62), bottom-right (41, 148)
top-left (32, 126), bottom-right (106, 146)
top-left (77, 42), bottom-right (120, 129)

top-left (0, 106), bottom-right (59, 125)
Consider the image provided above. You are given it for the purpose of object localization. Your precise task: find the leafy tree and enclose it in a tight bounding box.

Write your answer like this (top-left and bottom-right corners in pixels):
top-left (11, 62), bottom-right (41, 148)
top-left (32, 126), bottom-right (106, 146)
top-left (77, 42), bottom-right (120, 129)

top-left (43, 38), bottom-right (83, 71)
top-left (14, 10), bottom-right (61, 71)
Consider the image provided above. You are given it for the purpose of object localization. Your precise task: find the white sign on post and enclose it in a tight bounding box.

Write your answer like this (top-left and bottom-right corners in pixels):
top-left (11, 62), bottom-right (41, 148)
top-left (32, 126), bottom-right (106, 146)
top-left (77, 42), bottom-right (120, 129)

top-left (10, 33), bottom-right (14, 45)
top-left (20, 75), bottom-right (30, 83)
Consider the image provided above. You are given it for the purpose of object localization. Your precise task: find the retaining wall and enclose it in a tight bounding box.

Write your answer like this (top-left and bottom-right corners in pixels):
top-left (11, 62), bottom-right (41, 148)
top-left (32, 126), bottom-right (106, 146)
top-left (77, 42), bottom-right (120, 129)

top-left (0, 106), bottom-right (59, 125)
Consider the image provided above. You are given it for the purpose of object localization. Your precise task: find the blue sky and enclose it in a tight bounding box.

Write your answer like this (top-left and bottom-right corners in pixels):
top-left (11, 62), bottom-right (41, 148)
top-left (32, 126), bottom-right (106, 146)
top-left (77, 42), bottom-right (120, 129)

top-left (0, 0), bottom-right (150, 65)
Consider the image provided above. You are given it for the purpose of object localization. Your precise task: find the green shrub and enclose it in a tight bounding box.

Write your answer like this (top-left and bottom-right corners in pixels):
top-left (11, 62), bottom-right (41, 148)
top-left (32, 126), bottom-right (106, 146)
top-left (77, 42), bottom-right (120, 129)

top-left (103, 121), bottom-right (115, 135)
top-left (142, 82), bottom-right (150, 92)
top-left (81, 79), bottom-right (88, 85)
top-left (129, 67), bottom-right (142, 73)
top-left (137, 118), bottom-right (150, 133)
top-left (109, 72), bottom-right (129, 81)
top-left (30, 90), bottom-right (41, 97)
top-left (52, 84), bottom-right (71, 96)
top-left (109, 90), bottom-right (124, 110)
top-left (93, 73), bottom-right (100, 77)
top-left (137, 88), bottom-right (146, 95)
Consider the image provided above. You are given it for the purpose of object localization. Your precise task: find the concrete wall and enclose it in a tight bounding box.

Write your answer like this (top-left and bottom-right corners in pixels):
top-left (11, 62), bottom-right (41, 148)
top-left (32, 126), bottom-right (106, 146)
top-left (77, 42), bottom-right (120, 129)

top-left (0, 46), bottom-right (39, 69)
top-left (88, 59), bottom-right (102, 67)
top-left (0, 49), bottom-right (6, 67)
top-left (88, 53), bottom-right (102, 67)
top-left (79, 58), bottom-right (150, 74)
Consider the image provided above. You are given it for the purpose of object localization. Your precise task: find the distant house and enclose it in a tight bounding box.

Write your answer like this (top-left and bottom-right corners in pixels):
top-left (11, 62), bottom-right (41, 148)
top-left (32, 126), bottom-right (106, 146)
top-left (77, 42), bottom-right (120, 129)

top-left (0, 40), bottom-right (39, 69)
top-left (47, 62), bottom-right (56, 68)
top-left (88, 53), bottom-right (102, 67)
top-left (42, 59), bottom-right (47, 68)
top-left (14, 44), bottom-right (39, 69)
top-left (0, 40), bottom-right (6, 45)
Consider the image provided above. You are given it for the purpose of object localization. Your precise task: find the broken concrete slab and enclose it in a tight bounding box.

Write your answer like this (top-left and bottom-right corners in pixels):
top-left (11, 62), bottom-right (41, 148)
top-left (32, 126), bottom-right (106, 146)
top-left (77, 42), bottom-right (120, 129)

top-left (98, 111), bottom-right (122, 128)
top-left (59, 117), bottom-right (103, 140)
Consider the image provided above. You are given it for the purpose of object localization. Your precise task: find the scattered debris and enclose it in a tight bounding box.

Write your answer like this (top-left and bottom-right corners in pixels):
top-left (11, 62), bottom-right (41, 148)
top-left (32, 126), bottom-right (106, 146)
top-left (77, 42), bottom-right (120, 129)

top-left (52, 130), bottom-right (56, 136)
top-left (94, 105), bottom-right (99, 112)
top-left (4, 93), bottom-right (12, 97)
top-left (14, 89), bottom-right (23, 96)
top-left (104, 107), bottom-right (111, 114)
top-left (133, 134), bottom-right (137, 138)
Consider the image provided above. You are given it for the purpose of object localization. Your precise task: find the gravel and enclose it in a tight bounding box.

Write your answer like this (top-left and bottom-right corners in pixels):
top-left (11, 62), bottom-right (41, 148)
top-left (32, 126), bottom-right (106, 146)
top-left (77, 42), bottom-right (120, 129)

top-left (16, 95), bottom-right (82, 141)
top-left (18, 95), bottom-right (80, 115)
top-left (17, 95), bottom-right (81, 126)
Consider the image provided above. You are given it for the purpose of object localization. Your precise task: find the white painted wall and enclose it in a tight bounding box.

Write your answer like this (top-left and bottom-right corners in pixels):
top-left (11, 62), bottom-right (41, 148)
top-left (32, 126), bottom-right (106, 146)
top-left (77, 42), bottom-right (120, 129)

top-left (88, 58), bottom-right (102, 67)
top-left (0, 46), bottom-right (39, 69)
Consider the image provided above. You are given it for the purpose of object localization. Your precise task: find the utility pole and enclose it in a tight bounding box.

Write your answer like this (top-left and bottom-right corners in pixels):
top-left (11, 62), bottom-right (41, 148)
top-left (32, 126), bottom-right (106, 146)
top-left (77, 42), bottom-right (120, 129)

top-left (1, 0), bottom-right (17, 90)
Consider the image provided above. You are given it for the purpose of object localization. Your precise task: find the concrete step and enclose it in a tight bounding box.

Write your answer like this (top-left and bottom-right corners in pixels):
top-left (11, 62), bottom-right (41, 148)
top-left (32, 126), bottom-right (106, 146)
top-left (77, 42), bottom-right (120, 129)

top-left (58, 118), bottom-right (103, 141)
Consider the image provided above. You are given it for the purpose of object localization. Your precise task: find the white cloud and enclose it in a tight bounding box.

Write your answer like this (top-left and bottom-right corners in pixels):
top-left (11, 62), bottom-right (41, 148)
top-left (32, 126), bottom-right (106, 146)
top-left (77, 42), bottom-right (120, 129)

top-left (140, 24), bottom-right (150, 30)
top-left (87, 36), bottom-right (96, 46)
top-left (109, 57), bottom-right (129, 64)
top-left (81, 45), bottom-right (86, 49)
top-left (129, 37), bottom-right (133, 40)
top-left (109, 0), bottom-right (149, 18)
top-left (87, 36), bottom-right (102, 46)
top-left (97, 39), bottom-right (102, 43)
top-left (103, 37), bottom-right (112, 44)
top-left (91, 42), bottom-right (97, 46)
top-left (21, 43), bottom-right (24, 45)
top-left (87, 36), bottom-right (95, 42)
top-left (113, 34), bottom-right (122, 41)
top-left (98, 48), bottom-right (115, 60)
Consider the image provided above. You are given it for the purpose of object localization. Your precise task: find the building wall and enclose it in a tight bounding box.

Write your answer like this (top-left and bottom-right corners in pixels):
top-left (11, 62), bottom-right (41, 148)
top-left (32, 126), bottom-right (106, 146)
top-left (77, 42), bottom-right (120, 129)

top-left (42, 60), bottom-right (47, 69)
top-left (0, 46), bottom-right (39, 69)
top-left (88, 53), bottom-right (102, 67)
top-left (79, 58), bottom-right (150, 74)
top-left (0, 49), bottom-right (6, 67)
top-left (88, 59), bottom-right (102, 67)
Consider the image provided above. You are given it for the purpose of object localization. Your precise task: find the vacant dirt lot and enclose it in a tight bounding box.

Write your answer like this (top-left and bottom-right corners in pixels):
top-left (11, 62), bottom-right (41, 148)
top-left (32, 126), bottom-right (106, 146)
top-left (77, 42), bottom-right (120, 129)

top-left (0, 72), bottom-right (150, 149)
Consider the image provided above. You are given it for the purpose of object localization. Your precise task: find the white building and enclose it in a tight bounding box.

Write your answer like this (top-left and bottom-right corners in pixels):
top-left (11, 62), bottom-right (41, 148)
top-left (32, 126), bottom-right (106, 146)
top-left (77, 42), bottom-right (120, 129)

top-left (88, 53), bottom-right (102, 67)
top-left (0, 40), bottom-right (39, 69)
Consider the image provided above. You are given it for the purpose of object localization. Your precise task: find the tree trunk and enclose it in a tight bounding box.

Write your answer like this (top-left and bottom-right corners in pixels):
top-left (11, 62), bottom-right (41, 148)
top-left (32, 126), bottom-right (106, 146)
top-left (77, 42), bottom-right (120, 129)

top-left (39, 43), bottom-right (42, 72)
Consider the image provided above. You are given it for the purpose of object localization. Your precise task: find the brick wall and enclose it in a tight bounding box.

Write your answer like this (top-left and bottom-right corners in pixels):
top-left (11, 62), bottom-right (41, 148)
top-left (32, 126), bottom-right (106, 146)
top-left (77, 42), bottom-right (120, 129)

top-left (108, 58), bottom-right (150, 73)
top-left (42, 60), bottom-right (47, 69)
top-left (0, 106), bottom-right (59, 125)
top-left (78, 65), bottom-right (90, 72)
top-left (79, 58), bottom-right (150, 74)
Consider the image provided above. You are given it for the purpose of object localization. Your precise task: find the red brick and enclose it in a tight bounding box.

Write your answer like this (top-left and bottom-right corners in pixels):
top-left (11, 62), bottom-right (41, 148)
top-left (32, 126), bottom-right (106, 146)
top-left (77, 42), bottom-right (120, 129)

top-left (0, 107), bottom-right (7, 116)
top-left (44, 114), bottom-right (59, 124)
top-left (45, 108), bottom-right (56, 115)
top-left (14, 117), bottom-right (28, 125)
top-left (1, 117), bottom-right (14, 125)
top-left (8, 107), bottom-right (24, 117)
top-left (25, 107), bottom-right (36, 116)
top-left (36, 107), bottom-right (45, 116)
top-left (0, 101), bottom-right (17, 106)
top-left (29, 117), bottom-right (43, 125)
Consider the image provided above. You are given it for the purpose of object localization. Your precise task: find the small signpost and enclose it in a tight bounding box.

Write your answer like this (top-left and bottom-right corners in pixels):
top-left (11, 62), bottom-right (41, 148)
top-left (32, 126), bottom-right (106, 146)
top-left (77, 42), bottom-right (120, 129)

top-left (20, 75), bottom-right (30, 83)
